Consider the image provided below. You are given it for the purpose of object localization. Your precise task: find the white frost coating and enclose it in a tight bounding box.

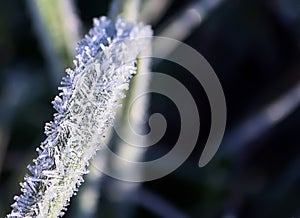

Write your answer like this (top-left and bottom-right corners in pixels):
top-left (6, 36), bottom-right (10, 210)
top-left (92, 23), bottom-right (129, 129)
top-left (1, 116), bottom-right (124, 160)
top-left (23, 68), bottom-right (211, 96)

top-left (8, 16), bottom-right (152, 218)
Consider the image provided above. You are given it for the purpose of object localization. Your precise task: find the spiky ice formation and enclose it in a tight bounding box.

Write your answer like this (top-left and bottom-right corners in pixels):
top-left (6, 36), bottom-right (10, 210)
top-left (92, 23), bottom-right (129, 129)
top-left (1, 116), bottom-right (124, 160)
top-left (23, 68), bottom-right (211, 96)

top-left (8, 16), bottom-right (152, 218)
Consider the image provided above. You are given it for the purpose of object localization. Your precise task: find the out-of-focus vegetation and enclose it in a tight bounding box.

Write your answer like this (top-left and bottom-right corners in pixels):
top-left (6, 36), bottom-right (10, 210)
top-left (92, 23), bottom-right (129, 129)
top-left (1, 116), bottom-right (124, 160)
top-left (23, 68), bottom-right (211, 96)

top-left (1, 0), bottom-right (300, 217)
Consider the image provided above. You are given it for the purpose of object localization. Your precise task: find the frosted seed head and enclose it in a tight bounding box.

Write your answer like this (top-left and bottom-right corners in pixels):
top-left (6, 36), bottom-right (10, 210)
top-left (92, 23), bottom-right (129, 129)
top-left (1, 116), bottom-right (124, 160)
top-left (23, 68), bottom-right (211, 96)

top-left (8, 16), bottom-right (152, 218)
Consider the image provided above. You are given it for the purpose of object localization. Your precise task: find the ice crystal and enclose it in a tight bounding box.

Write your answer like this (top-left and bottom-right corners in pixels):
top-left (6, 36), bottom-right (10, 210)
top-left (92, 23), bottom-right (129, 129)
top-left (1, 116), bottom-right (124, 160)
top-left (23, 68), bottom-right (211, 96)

top-left (8, 16), bottom-right (152, 218)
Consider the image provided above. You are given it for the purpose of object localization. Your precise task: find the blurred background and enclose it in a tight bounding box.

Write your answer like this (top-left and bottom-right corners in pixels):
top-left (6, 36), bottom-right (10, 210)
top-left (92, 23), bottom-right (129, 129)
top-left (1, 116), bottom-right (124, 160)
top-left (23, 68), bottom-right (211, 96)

top-left (1, 0), bottom-right (300, 217)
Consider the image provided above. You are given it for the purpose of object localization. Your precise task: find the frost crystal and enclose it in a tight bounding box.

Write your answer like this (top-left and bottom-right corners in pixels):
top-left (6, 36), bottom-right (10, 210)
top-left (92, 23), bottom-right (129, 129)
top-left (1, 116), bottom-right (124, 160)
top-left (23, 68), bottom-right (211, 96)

top-left (8, 16), bottom-right (152, 218)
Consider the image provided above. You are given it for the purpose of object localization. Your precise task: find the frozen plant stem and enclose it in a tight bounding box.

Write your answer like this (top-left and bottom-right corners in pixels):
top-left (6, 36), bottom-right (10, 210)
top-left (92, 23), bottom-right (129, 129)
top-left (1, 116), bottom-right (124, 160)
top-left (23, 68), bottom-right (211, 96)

top-left (7, 17), bottom-right (152, 218)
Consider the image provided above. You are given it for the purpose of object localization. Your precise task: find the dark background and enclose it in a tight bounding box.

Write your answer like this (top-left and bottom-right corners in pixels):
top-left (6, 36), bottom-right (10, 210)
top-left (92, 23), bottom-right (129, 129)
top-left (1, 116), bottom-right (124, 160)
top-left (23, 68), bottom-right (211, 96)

top-left (0, 0), bottom-right (300, 217)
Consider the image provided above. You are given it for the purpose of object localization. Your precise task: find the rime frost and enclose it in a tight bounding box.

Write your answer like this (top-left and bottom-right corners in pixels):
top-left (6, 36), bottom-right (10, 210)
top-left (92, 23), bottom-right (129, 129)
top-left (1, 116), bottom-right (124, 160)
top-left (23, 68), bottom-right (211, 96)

top-left (8, 16), bottom-right (152, 218)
